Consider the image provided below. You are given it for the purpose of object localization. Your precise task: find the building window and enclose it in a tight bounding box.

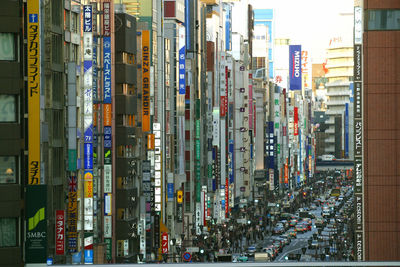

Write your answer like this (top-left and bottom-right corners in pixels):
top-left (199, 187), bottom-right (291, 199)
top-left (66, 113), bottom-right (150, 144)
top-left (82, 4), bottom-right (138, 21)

top-left (0, 33), bottom-right (16, 61)
top-left (0, 156), bottom-right (17, 184)
top-left (0, 218), bottom-right (17, 247)
top-left (0, 95), bottom-right (16, 122)
top-left (367, 10), bottom-right (400, 30)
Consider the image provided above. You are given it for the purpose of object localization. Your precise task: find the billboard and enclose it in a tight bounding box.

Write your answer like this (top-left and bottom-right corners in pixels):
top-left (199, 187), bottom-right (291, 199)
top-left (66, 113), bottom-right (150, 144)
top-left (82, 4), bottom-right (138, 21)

top-left (142, 30), bottom-right (150, 132)
top-left (289, 45), bottom-right (302, 90)
top-left (26, 185), bottom-right (47, 263)
top-left (27, 0), bottom-right (40, 185)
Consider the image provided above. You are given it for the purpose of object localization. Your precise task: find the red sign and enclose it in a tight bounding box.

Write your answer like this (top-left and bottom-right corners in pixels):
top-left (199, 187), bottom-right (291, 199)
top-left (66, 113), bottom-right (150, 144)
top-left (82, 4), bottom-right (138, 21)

top-left (161, 232), bottom-right (168, 254)
top-left (294, 107), bottom-right (299, 136)
top-left (55, 210), bottom-right (65, 255)
top-left (225, 177), bottom-right (229, 216)
top-left (220, 96), bottom-right (226, 117)
top-left (284, 159), bottom-right (289, 184)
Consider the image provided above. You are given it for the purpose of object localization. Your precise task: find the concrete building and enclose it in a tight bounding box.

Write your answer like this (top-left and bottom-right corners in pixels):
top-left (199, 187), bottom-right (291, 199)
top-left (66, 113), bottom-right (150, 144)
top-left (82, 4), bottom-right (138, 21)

top-left (361, 0), bottom-right (400, 261)
top-left (324, 35), bottom-right (353, 159)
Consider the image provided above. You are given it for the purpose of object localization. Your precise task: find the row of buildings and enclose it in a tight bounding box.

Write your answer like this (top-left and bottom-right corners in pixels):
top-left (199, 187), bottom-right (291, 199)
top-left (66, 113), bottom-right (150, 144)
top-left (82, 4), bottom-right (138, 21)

top-left (0, 0), bottom-right (398, 265)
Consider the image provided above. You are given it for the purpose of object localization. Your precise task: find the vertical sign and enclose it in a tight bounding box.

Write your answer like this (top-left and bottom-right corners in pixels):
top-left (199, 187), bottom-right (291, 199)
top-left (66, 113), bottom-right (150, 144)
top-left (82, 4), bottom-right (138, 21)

top-left (142, 30), bottom-right (150, 132)
top-left (27, 0), bottom-right (40, 185)
top-left (26, 185), bottom-right (47, 263)
top-left (354, 5), bottom-right (363, 261)
top-left (301, 50), bottom-right (311, 90)
top-left (68, 176), bottom-right (78, 252)
top-left (294, 107), bottom-right (299, 136)
top-left (178, 25), bottom-right (186, 94)
top-left (161, 232), bottom-right (168, 254)
top-left (55, 210), bottom-right (65, 255)
top-left (289, 45), bottom-right (302, 90)
top-left (153, 123), bottom-right (162, 211)
top-left (345, 103), bottom-right (349, 158)
top-left (249, 74), bottom-right (253, 130)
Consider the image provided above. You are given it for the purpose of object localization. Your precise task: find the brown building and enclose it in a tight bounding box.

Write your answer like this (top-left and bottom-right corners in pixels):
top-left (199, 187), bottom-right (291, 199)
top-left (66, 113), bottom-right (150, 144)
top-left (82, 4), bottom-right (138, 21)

top-left (363, 0), bottom-right (400, 260)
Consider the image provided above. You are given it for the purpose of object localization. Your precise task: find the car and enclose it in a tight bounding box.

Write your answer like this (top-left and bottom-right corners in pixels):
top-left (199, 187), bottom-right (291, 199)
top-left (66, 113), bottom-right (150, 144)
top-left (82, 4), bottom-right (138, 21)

top-left (295, 224), bottom-right (304, 233)
top-left (273, 225), bottom-right (285, 235)
top-left (289, 218), bottom-right (298, 227)
top-left (310, 239), bottom-right (319, 249)
top-left (310, 204), bottom-right (317, 210)
top-left (247, 246), bottom-right (256, 256)
top-left (287, 229), bottom-right (297, 238)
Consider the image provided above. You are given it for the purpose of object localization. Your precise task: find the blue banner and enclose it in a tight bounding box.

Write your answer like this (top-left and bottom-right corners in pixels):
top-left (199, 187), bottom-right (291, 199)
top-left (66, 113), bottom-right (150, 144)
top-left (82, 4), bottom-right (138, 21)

top-left (84, 142), bottom-right (93, 170)
top-left (178, 26), bottom-right (186, 95)
top-left (167, 183), bottom-right (174, 200)
top-left (84, 249), bottom-right (93, 264)
top-left (103, 36), bottom-right (111, 103)
top-left (93, 36), bottom-right (97, 101)
top-left (104, 126), bottom-right (112, 148)
top-left (83, 5), bottom-right (92, 32)
top-left (289, 45), bottom-right (302, 90)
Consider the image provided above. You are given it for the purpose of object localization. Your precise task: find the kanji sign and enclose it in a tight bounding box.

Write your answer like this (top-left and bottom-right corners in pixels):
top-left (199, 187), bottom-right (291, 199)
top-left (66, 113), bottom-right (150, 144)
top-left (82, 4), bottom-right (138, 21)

top-left (55, 210), bottom-right (65, 255)
top-left (161, 232), bottom-right (168, 254)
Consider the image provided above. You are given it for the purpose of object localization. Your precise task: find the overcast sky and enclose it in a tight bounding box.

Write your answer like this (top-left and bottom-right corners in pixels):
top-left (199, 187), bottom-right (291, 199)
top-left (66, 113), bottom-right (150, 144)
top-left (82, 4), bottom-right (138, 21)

top-left (249, 0), bottom-right (354, 63)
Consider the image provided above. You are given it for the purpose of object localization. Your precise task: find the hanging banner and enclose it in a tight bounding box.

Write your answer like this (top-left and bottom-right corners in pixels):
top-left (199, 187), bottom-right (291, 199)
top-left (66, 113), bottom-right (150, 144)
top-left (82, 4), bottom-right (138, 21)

top-left (178, 25), bottom-right (186, 95)
top-left (161, 232), bottom-right (169, 254)
top-left (26, 185), bottom-right (47, 263)
top-left (289, 45), bottom-right (302, 90)
top-left (142, 30), bottom-right (150, 132)
top-left (55, 210), bottom-right (65, 255)
top-left (27, 0), bottom-right (40, 185)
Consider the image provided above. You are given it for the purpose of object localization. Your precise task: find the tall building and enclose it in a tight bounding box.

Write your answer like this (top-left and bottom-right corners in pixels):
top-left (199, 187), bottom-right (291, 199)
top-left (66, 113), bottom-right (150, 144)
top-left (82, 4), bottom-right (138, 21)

top-left (324, 35), bottom-right (353, 159)
top-left (361, 0), bottom-right (400, 261)
top-left (0, 1), bottom-right (24, 266)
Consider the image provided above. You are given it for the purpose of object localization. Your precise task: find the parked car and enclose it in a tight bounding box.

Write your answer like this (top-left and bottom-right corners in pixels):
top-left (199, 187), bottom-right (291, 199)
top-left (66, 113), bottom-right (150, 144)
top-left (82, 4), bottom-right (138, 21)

top-left (273, 225), bottom-right (285, 235)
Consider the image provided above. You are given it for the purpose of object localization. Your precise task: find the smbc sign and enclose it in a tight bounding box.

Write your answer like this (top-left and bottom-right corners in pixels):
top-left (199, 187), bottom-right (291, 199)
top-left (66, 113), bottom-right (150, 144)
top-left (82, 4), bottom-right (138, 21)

top-left (26, 185), bottom-right (47, 263)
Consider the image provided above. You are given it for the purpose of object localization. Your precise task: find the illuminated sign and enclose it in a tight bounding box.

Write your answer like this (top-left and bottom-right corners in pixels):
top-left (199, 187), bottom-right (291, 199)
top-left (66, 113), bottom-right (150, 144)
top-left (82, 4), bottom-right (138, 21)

top-left (289, 45), bottom-right (302, 90)
top-left (142, 31), bottom-right (150, 132)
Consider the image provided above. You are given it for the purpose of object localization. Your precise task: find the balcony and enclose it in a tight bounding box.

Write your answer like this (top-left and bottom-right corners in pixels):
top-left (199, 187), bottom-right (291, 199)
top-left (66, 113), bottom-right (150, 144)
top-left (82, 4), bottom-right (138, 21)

top-left (115, 94), bottom-right (138, 115)
top-left (116, 126), bottom-right (138, 147)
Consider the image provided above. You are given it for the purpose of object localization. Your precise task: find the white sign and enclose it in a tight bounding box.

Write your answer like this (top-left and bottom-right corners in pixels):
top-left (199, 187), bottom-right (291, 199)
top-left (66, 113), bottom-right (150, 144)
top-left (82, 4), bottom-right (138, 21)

top-left (354, 7), bottom-right (363, 45)
top-left (212, 108), bottom-right (220, 147)
top-left (195, 202), bottom-right (202, 235)
top-left (104, 165), bottom-right (112, 193)
top-left (104, 193), bottom-right (112, 215)
top-left (104, 216), bottom-right (112, 238)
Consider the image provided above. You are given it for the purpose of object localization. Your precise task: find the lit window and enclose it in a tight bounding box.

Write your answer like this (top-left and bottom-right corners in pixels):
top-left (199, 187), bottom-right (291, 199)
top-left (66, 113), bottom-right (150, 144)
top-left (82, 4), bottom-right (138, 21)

top-left (0, 156), bottom-right (17, 184)
top-left (0, 95), bottom-right (17, 122)
top-left (0, 33), bottom-right (15, 61)
top-left (0, 218), bottom-right (17, 247)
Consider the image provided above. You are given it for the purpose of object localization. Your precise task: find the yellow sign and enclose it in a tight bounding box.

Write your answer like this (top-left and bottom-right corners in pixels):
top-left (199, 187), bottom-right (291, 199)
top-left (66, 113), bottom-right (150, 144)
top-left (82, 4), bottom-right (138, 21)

top-left (142, 30), bottom-right (150, 132)
top-left (147, 134), bottom-right (155, 150)
top-left (84, 172), bottom-right (93, 198)
top-left (27, 0), bottom-right (40, 185)
top-left (177, 190), bottom-right (183, 203)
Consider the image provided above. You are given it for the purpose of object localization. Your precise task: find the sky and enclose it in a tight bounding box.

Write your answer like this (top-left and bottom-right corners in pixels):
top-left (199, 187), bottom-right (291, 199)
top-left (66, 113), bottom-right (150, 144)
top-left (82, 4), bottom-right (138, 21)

top-left (249, 0), bottom-right (354, 63)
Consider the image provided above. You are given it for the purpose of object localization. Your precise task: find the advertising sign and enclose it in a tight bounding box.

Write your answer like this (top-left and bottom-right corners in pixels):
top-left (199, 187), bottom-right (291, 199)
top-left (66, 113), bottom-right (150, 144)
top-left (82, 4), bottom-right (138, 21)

top-left (161, 232), bottom-right (169, 254)
top-left (26, 185), bottom-right (47, 263)
top-left (103, 2), bottom-right (110, 36)
top-left (289, 45), bottom-right (302, 90)
top-left (27, 0), bottom-right (41, 185)
top-left (345, 103), bottom-right (349, 158)
top-left (354, 120), bottom-right (362, 157)
top-left (104, 216), bottom-right (112, 238)
top-left (178, 25), bottom-right (186, 94)
top-left (212, 108), bottom-right (220, 147)
top-left (354, 45), bottom-right (362, 81)
top-left (354, 7), bottom-right (363, 45)
top-left (142, 30), bottom-right (150, 132)
top-left (55, 210), bottom-right (65, 255)
top-left (67, 180), bottom-right (78, 252)
top-left (294, 107), bottom-right (299, 136)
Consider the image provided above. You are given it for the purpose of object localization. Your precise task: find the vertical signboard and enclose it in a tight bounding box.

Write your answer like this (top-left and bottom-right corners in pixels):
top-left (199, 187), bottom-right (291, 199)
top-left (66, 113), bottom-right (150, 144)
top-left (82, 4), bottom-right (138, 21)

top-left (161, 232), bottom-right (168, 254)
top-left (345, 103), bottom-right (349, 158)
top-left (55, 210), bottom-right (65, 255)
top-left (294, 107), bottom-right (299, 136)
top-left (68, 176), bottom-right (78, 252)
top-left (26, 185), bottom-right (47, 263)
top-left (301, 50), bottom-right (311, 90)
top-left (27, 0), bottom-right (40, 185)
top-left (178, 25), bottom-right (186, 94)
top-left (289, 45), bottom-right (302, 90)
top-left (249, 74), bottom-right (253, 130)
top-left (353, 5), bottom-right (363, 261)
top-left (142, 30), bottom-right (150, 132)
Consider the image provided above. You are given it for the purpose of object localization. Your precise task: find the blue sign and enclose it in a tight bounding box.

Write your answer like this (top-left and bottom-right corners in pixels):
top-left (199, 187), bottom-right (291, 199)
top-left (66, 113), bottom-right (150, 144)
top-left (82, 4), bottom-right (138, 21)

top-left (289, 45), bottom-right (302, 90)
top-left (183, 252), bottom-right (192, 261)
top-left (104, 126), bottom-right (112, 148)
top-left (225, 6), bottom-right (232, 51)
top-left (167, 183), bottom-right (174, 200)
top-left (72, 252), bottom-right (81, 264)
top-left (93, 36), bottom-right (97, 101)
top-left (29, 14), bottom-right (38, 23)
top-left (103, 36), bottom-right (112, 103)
top-left (83, 5), bottom-right (92, 33)
top-left (228, 140), bottom-right (234, 184)
top-left (185, 0), bottom-right (191, 48)
top-left (179, 46), bottom-right (186, 94)
top-left (84, 143), bottom-right (93, 170)
top-left (84, 249), bottom-right (93, 264)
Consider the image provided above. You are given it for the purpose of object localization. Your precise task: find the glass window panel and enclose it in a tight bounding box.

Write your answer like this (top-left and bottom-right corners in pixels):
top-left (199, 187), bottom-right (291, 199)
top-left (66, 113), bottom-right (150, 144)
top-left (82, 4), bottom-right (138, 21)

top-left (0, 156), bottom-right (16, 184)
top-left (368, 10), bottom-right (400, 30)
top-left (0, 218), bottom-right (17, 247)
top-left (0, 33), bottom-right (15, 61)
top-left (0, 95), bottom-right (16, 122)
